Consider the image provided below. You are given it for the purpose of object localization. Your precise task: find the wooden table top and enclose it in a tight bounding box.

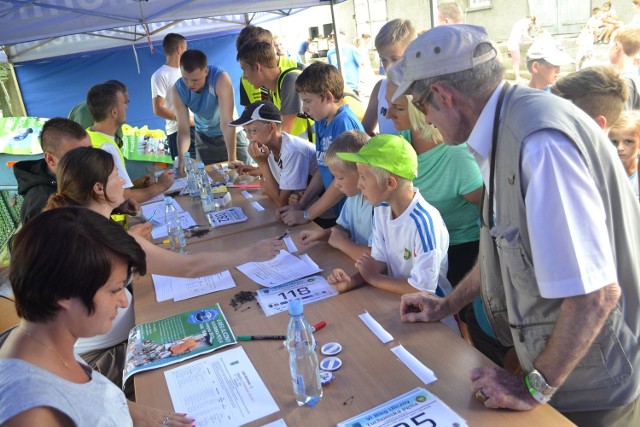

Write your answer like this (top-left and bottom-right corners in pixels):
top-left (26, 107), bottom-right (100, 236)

top-left (132, 194), bottom-right (574, 427)
top-left (148, 185), bottom-right (282, 247)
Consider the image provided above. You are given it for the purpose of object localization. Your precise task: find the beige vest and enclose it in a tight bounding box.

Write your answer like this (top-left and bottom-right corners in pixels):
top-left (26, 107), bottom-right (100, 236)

top-left (480, 85), bottom-right (640, 411)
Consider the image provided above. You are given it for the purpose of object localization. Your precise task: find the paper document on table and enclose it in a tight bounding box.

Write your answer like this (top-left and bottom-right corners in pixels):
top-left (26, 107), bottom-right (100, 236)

top-left (142, 193), bottom-right (164, 205)
top-left (255, 275), bottom-right (338, 316)
top-left (236, 249), bottom-right (322, 287)
top-left (261, 419), bottom-right (287, 427)
top-left (390, 345), bottom-right (437, 384)
top-left (165, 177), bottom-right (188, 195)
top-left (337, 387), bottom-right (466, 427)
top-left (283, 236), bottom-right (297, 252)
top-left (165, 346), bottom-right (279, 427)
top-left (359, 311), bottom-right (393, 343)
top-left (141, 199), bottom-right (196, 239)
top-left (150, 212), bottom-right (196, 239)
top-left (141, 199), bottom-right (184, 217)
top-left (152, 277), bottom-right (173, 302)
top-left (152, 271), bottom-right (236, 302)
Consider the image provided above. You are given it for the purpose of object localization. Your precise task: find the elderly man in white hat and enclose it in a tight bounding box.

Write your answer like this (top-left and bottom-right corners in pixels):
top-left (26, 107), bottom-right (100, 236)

top-left (525, 42), bottom-right (573, 90)
top-left (396, 24), bottom-right (640, 426)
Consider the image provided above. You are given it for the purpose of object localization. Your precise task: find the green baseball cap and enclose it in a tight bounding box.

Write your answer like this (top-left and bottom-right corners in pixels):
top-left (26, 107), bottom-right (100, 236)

top-left (336, 134), bottom-right (417, 180)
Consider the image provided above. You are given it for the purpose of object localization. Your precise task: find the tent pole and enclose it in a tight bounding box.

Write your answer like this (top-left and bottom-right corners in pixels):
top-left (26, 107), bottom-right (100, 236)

top-left (329, 0), bottom-right (342, 73)
top-left (430, 0), bottom-right (436, 29)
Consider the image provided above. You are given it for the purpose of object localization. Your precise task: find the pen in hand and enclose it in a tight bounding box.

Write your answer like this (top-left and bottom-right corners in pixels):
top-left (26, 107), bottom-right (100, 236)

top-left (276, 228), bottom-right (291, 240)
top-left (147, 209), bottom-right (159, 223)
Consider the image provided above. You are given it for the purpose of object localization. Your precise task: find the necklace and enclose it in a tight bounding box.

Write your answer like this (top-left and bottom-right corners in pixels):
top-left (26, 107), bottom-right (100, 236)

top-left (20, 328), bottom-right (71, 369)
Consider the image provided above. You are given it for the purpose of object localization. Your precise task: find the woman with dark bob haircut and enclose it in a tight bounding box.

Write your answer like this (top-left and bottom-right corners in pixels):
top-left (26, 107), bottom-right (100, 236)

top-left (0, 208), bottom-right (193, 426)
top-left (0, 208), bottom-right (143, 425)
top-left (44, 147), bottom-right (280, 395)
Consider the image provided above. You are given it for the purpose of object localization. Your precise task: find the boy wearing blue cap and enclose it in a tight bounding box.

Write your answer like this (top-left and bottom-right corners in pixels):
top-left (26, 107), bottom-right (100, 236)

top-left (328, 134), bottom-right (452, 296)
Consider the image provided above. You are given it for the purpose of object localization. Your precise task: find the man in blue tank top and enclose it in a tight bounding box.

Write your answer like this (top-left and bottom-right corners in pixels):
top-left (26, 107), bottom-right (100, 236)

top-left (171, 49), bottom-right (248, 175)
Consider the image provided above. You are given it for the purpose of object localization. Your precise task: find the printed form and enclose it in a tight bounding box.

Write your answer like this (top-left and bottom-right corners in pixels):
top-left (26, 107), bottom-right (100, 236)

top-left (165, 346), bottom-right (279, 427)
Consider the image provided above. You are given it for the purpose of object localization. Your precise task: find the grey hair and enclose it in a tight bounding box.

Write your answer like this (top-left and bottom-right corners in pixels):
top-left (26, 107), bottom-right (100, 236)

top-left (410, 42), bottom-right (504, 101)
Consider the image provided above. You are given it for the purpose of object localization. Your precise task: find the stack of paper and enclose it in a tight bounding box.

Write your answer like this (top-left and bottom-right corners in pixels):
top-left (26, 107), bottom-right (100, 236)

top-left (236, 250), bottom-right (322, 287)
top-left (152, 271), bottom-right (236, 302)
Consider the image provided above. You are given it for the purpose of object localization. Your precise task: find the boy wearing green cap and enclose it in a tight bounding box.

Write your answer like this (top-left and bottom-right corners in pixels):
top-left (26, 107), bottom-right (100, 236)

top-left (328, 134), bottom-right (452, 296)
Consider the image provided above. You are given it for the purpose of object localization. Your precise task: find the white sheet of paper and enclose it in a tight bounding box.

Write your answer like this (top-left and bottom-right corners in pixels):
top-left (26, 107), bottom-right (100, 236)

top-left (261, 419), bottom-right (287, 427)
top-left (152, 276), bottom-right (174, 302)
top-left (251, 201), bottom-right (265, 211)
top-left (165, 177), bottom-right (188, 194)
top-left (241, 190), bottom-right (253, 199)
top-left (390, 344), bottom-right (437, 384)
top-left (148, 207), bottom-right (196, 239)
top-left (283, 236), bottom-right (297, 253)
top-left (359, 311), bottom-right (394, 343)
top-left (165, 347), bottom-right (279, 427)
top-left (141, 199), bottom-right (184, 218)
top-left (152, 271), bottom-right (236, 302)
top-left (236, 250), bottom-right (322, 287)
top-left (141, 194), bottom-right (164, 205)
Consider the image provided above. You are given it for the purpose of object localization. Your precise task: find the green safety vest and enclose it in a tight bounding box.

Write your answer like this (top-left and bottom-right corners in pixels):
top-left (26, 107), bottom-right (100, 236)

top-left (87, 129), bottom-right (126, 166)
top-left (240, 57), bottom-right (313, 140)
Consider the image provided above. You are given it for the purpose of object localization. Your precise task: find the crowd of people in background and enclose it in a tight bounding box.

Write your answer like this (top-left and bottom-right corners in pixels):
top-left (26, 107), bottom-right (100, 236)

top-left (4, 0), bottom-right (640, 425)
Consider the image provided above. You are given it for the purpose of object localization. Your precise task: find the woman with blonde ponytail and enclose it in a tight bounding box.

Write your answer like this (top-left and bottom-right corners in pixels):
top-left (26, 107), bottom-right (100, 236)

top-left (384, 64), bottom-right (483, 289)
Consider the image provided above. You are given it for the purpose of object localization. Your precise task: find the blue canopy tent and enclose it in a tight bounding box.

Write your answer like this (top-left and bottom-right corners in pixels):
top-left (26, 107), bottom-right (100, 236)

top-left (0, 0), bottom-right (344, 128)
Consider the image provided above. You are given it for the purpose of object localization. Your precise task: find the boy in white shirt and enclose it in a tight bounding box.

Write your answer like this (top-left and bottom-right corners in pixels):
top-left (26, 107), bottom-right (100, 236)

top-left (328, 134), bottom-right (451, 296)
top-left (299, 130), bottom-right (373, 261)
top-left (231, 101), bottom-right (317, 207)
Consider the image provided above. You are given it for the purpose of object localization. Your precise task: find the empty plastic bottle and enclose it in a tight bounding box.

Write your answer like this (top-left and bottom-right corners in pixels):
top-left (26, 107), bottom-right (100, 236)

top-left (164, 197), bottom-right (186, 254)
top-left (286, 299), bottom-right (322, 407)
top-left (184, 152), bottom-right (199, 197)
top-left (197, 162), bottom-right (215, 213)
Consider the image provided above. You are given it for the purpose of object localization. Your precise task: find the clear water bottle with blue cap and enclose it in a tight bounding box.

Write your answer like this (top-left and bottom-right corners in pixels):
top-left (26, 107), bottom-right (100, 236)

top-left (196, 162), bottom-right (215, 213)
top-left (286, 299), bottom-right (322, 407)
top-left (164, 197), bottom-right (186, 254)
top-left (184, 152), bottom-right (199, 197)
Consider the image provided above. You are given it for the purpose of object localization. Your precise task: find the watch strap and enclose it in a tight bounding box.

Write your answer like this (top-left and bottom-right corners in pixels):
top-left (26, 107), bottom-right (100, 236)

top-left (525, 373), bottom-right (552, 404)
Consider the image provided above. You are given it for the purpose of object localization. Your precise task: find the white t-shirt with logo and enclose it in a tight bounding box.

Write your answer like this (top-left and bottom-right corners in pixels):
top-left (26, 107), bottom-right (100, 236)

top-left (371, 188), bottom-right (451, 294)
top-left (267, 132), bottom-right (317, 191)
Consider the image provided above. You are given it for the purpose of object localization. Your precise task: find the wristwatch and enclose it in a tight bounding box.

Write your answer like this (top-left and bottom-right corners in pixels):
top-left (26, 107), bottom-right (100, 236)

top-left (525, 369), bottom-right (558, 404)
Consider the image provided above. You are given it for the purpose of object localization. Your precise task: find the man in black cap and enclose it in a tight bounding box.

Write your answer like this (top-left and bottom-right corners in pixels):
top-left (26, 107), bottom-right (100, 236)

top-left (230, 101), bottom-right (317, 207)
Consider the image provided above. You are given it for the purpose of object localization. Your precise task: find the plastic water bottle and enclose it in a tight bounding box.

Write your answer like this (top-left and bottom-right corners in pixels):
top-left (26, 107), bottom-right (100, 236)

top-left (164, 197), bottom-right (186, 254)
top-left (286, 299), bottom-right (322, 407)
top-left (197, 162), bottom-right (215, 213)
top-left (184, 152), bottom-right (199, 197)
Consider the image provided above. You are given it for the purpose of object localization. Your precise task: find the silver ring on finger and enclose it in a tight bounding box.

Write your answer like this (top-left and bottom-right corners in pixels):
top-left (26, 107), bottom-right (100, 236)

top-left (162, 416), bottom-right (170, 425)
top-left (475, 388), bottom-right (489, 403)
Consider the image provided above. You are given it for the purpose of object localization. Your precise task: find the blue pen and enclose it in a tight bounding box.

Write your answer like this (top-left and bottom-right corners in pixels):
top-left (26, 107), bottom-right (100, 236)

top-left (147, 209), bottom-right (159, 222)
